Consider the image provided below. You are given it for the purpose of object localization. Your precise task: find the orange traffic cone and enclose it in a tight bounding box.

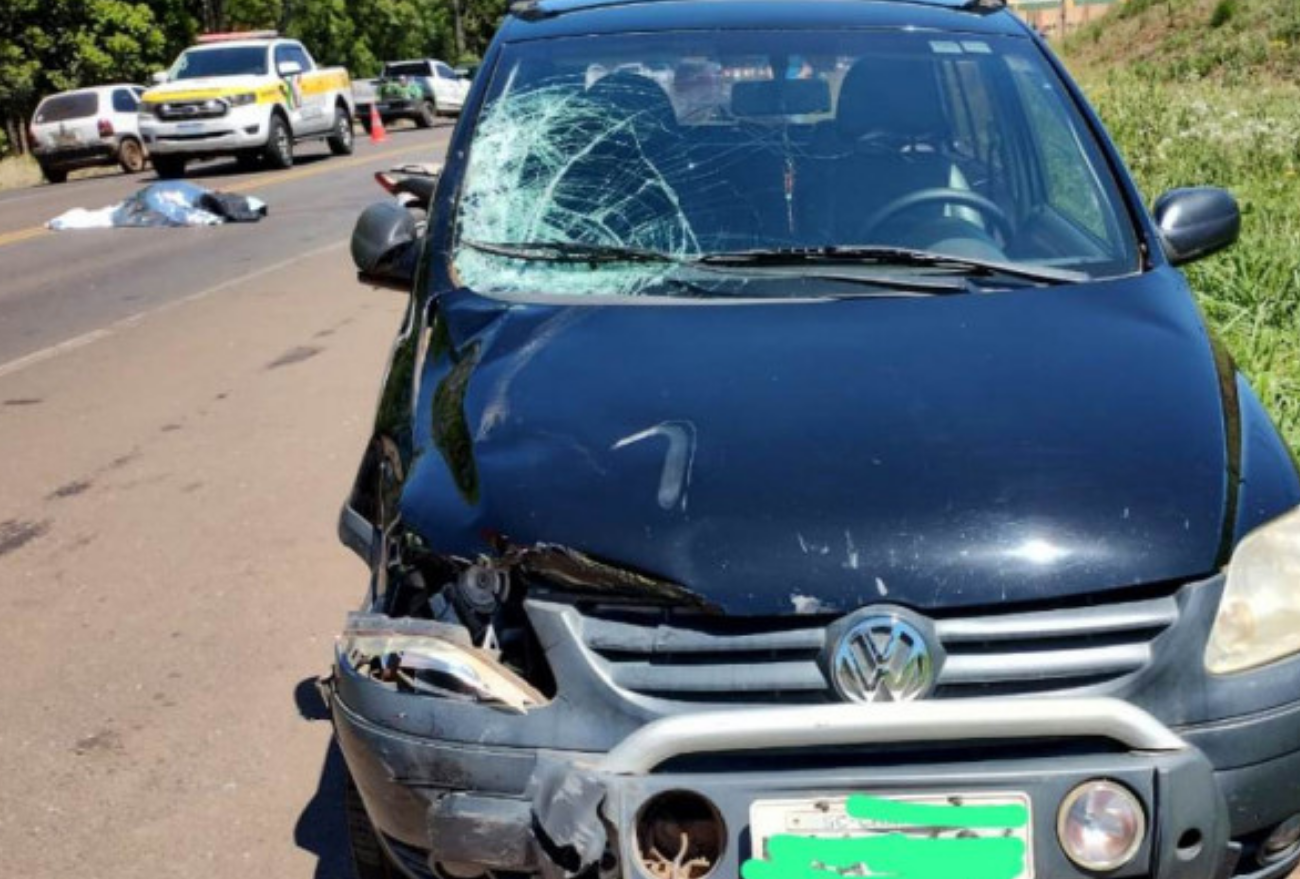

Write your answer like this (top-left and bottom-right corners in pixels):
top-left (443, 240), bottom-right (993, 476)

top-left (369, 104), bottom-right (388, 144)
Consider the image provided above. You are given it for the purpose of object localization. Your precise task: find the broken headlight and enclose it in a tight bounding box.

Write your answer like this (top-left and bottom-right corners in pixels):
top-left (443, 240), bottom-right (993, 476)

top-left (340, 614), bottom-right (546, 713)
top-left (1206, 505), bottom-right (1300, 675)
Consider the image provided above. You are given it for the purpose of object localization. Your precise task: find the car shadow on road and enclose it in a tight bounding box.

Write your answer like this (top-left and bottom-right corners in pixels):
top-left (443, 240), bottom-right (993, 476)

top-left (171, 153), bottom-right (334, 184)
top-left (293, 675), bottom-right (352, 879)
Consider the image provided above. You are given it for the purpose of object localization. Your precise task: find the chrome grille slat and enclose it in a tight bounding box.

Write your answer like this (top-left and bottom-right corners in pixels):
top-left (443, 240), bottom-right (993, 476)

top-left (935, 596), bottom-right (1177, 642)
top-left (941, 643), bottom-right (1152, 684)
top-left (582, 616), bottom-right (826, 654)
top-left (598, 657), bottom-right (830, 693)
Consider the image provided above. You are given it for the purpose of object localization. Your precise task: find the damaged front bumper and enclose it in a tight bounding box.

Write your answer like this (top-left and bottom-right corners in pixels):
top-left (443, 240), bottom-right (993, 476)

top-left (328, 662), bottom-right (1253, 879)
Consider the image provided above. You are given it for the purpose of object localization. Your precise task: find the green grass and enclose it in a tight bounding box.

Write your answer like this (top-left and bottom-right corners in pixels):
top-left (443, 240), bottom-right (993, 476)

top-left (0, 154), bottom-right (43, 191)
top-left (1065, 0), bottom-right (1300, 86)
top-left (1074, 69), bottom-right (1300, 452)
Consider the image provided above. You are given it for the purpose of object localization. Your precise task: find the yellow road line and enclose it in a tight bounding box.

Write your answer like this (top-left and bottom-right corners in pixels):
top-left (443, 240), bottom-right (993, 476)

top-left (0, 226), bottom-right (49, 247)
top-left (0, 138), bottom-right (437, 251)
top-left (228, 140), bottom-right (434, 193)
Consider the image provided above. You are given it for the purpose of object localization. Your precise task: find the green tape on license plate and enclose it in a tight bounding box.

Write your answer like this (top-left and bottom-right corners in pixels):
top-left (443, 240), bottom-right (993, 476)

top-left (745, 792), bottom-right (1032, 879)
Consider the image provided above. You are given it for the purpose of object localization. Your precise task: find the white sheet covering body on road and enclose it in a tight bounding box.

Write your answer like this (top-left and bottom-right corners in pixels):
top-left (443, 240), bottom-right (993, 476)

top-left (47, 181), bottom-right (267, 230)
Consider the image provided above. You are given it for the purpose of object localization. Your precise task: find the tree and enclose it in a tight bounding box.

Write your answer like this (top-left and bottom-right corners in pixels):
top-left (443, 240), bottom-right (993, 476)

top-left (457, 0), bottom-right (507, 63)
top-left (1, 0), bottom-right (172, 154)
top-left (229, 0), bottom-right (281, 29)
top-left (0, 0), bottom-right (510, 157)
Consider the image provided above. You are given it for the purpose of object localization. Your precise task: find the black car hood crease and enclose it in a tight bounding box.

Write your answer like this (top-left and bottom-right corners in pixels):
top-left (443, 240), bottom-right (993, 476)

top-left (399, 269), bottom-right (1229, 616)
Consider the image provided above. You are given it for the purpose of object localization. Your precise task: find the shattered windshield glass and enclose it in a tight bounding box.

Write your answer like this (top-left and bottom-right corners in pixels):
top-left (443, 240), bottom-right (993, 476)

top-left (454, 31), bottom-right (1139, 298)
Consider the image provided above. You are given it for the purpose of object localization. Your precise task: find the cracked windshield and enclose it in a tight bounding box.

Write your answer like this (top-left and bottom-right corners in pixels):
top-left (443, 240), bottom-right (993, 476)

top-left (455, 30), bottom-right (1140, 297)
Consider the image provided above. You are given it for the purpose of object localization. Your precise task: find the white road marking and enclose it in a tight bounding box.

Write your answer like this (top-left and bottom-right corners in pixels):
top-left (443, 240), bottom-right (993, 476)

top-left (0, 239), bottom-right (347, 380)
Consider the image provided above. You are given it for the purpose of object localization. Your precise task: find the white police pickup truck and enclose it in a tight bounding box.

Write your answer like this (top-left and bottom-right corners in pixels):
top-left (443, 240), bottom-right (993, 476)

top-left (139, 32), bottom-right (354, 178)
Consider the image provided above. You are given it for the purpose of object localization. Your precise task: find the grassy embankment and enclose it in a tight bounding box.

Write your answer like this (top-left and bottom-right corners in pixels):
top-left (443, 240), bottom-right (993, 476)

top-left (1063, 0), bottom-right (1300, 451)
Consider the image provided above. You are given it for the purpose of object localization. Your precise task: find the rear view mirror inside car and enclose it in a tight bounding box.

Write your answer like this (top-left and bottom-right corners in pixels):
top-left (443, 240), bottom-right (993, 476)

top-left (731, 79), bottom-right (831, 117)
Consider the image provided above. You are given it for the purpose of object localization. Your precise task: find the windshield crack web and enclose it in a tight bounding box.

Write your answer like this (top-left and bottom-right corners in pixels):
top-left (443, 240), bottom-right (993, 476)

top-left (455, 79), bottom-right (715, 296)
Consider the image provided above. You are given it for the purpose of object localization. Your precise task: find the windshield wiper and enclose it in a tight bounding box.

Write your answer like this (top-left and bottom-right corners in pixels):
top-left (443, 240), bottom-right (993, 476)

top-left (463, 239), bottom-right (680, 265)
top-left (462, 239), bottom-right (970, 296)
top-left (697, 245), bottom-right (1088, 285)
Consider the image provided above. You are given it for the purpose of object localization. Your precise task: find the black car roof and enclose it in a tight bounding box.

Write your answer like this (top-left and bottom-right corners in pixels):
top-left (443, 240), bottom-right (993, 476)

top-left (500, 0), bottom-right (1025, 41)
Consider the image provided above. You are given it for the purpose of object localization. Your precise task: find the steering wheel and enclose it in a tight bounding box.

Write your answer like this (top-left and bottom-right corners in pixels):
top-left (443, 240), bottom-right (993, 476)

top-left (861, 188), bottom-right (1012, 243)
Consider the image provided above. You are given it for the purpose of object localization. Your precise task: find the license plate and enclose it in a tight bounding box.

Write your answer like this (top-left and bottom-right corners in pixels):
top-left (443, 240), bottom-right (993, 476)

top-left (55, 132), bottom-right (80, 146)
top-left (177, 122), bottom-right (204, 133)
top-left (748, 792), bottom-right (1033, 879)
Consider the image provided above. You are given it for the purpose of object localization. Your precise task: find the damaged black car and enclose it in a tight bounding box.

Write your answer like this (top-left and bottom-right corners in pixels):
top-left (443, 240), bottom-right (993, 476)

top-left (327, 2), bottom-right (1300, 879)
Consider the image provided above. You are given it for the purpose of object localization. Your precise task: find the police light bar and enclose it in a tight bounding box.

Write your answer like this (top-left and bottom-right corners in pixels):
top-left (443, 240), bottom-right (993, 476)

top-left (196, 30), bottom-right (279, 43)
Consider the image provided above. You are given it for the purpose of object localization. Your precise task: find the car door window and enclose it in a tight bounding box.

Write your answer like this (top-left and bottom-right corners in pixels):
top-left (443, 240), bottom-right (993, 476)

top-left (112, 89), bottom-right (138, 113)
top-left (1006, 55), bottom-right (1112, 243)
top-left (287, 44), bottom-right (314, 72)
top-left (935, 56), bottom-right (1019, 225)
top-left (275, 44), bottom-right (313, 74)
top-left (435, 63), bottom-right (455, 80)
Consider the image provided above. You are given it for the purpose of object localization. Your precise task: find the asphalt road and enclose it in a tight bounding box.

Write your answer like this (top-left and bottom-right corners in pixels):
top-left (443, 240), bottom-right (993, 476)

top-left (0, 124), bottom-right (449, 877)
top-left (0, 127), bottom-right (445, 368)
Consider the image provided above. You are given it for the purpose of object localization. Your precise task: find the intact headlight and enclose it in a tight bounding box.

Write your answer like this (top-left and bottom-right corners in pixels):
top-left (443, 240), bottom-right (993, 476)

top-left (1206, 505), bottom-right (1300, 675)
top-left (226, 92), bottom-right (257, 107)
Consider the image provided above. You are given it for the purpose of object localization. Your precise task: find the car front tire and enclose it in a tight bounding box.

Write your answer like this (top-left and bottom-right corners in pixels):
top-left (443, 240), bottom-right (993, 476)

top-left (343, 768), bottom-right (396, 879)
top-left (417, 100), bottom-right (437, 128)
top-left (263, 114), bottom-right (294, 170)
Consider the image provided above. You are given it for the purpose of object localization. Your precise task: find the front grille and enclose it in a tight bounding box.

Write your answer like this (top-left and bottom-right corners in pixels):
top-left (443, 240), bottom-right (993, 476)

top-left (544, 590), bottom-right (1179, 705)
top-left (157, 100), bottom-right (227, 120)
top-left (156, 131), bottom-right (232, 141)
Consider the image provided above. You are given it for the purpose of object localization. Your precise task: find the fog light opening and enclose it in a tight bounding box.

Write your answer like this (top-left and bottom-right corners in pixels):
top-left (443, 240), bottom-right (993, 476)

top-left (1176, 829), bottom-right (1203, 860)
top-left (1260, 814), bottom-right (1300, 864)
top-left (1057, 780), bottom-right (1147, 872)
top-left (634, 790), bottom-right (726, 879)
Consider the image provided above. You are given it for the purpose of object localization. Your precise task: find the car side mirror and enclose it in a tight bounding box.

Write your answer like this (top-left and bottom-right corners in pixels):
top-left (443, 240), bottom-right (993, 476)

top-left (1153, 187), bottom-right (1240, 266)
top-left (151, 71), bottom-right (169, 85)
top-left (278, 60), bottom-right (304, 77)
top-left (351, 201), bottom-right (419, 291)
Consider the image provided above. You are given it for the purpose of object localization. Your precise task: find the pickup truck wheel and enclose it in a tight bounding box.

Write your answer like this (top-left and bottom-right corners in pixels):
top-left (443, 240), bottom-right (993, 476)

top-left (117, 138), bottom-right (146, 174)
top-left (416, 100), bottom-right (437, 129)
top-left (328, 106), bottom-right (354, 155)
top-left (41, 165), bottom-right (68, 184)
top-left (263, 114), bottom-right (294, 170)
top-left (343, 769), bottom-right (396, 879)
top-left (153, 156), bottom-right (187, 179)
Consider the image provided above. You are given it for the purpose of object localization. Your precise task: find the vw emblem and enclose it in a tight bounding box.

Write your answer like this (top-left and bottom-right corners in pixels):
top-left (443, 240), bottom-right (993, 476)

top-left (827, 610), bottom-right (939, 703)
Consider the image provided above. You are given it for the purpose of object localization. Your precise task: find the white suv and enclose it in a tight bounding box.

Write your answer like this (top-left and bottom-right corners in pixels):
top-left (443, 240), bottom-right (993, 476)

top-left (30, 84), bottom-right (149, 184)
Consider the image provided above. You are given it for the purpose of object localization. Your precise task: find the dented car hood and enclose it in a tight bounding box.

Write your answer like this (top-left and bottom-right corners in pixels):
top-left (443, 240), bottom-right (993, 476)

top-left (400, 269), bottom-right (1230, 615)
